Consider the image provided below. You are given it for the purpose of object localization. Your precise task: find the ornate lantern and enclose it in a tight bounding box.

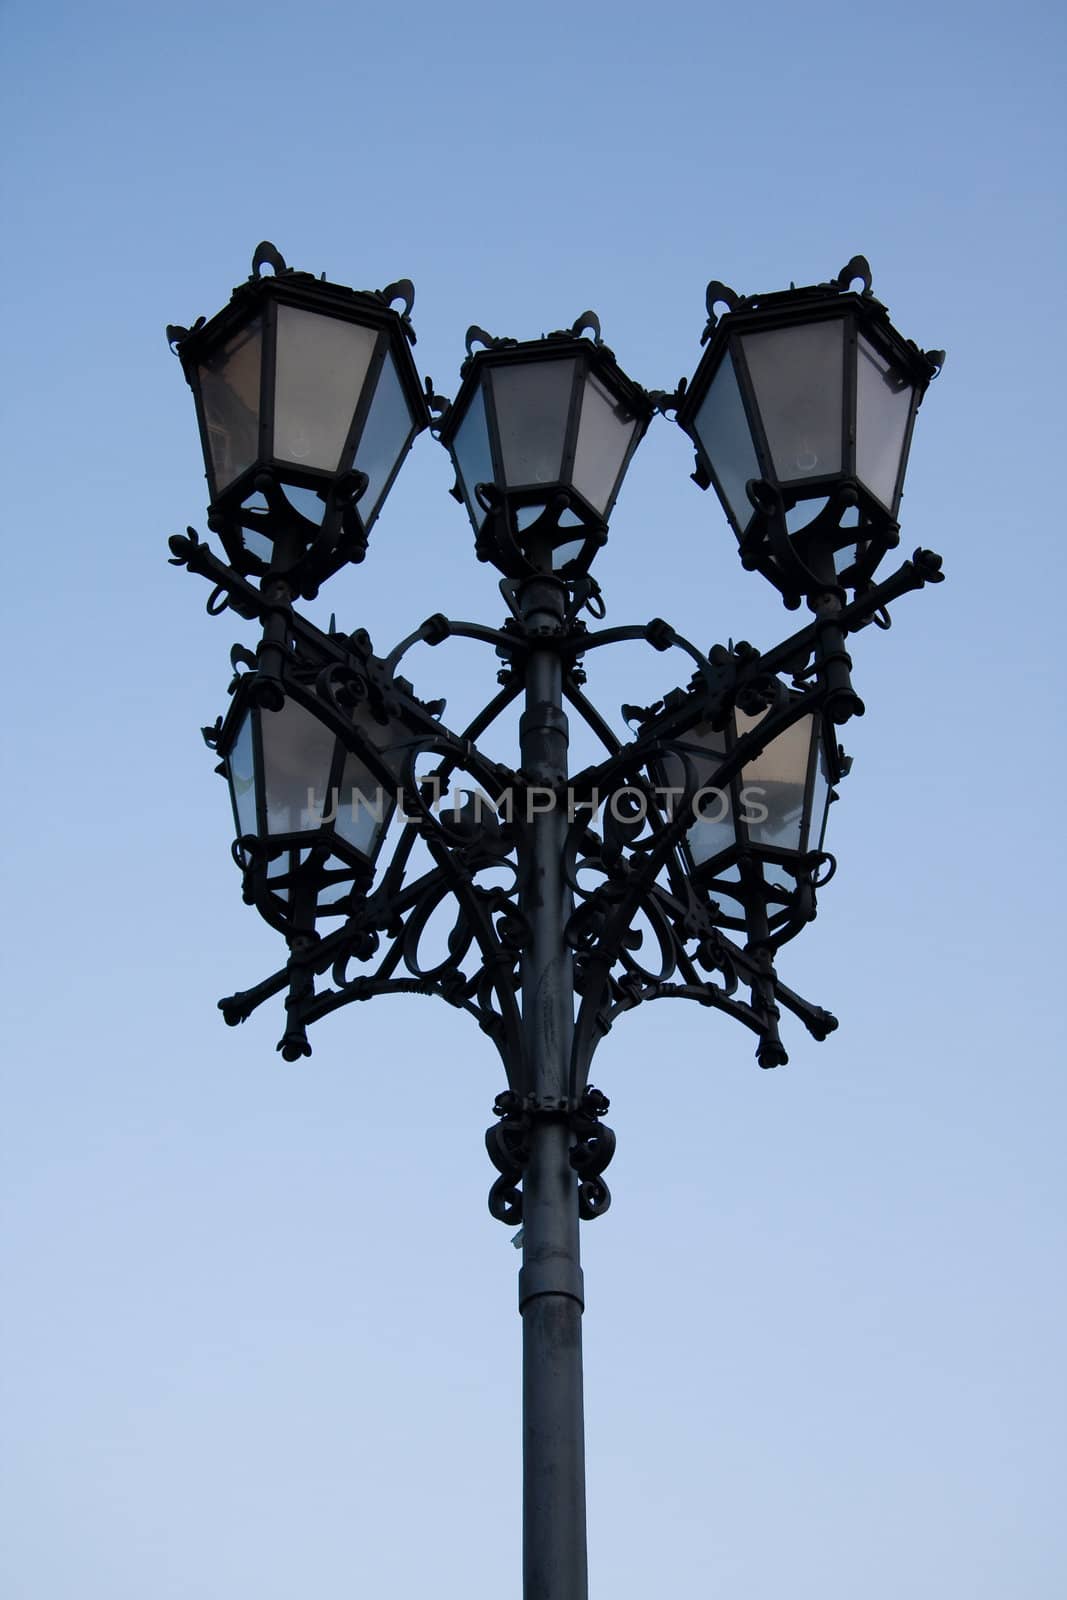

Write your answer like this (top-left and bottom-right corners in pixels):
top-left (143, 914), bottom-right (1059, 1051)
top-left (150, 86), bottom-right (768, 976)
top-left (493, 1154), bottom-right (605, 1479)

top-left (168, 242), bottom-right (430, 596)
top-left (214, 673), bottom-right (411, 933)
top-left (439, 314), bottom-right (652, 578)
top-left (676, 256), bottom-right (943, 606)
top-left (652, 687), bottom-right (842, 936)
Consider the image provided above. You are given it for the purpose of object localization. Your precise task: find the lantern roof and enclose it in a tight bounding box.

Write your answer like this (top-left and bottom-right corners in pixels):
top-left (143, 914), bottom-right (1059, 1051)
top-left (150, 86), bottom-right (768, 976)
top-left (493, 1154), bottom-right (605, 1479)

top-left (168, 240), bottom-right (423, 377)
top-left (683, 255), bottom-right (945, 391)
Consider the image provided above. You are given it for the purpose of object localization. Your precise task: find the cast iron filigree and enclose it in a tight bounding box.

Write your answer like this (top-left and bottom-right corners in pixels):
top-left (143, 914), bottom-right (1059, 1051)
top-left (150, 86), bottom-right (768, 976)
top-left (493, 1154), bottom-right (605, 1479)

top-left (170, 524), bottom-right (944, 1220)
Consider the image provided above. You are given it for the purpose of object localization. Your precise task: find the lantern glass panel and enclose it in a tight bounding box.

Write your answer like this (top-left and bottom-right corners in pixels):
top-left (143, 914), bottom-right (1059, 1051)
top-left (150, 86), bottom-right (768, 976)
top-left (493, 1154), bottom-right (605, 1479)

top-left (334, 705), bottom-right (408, 858)
top-left (453, 382), bottom-right (494, 526)
top-left (355, 348), bottom-right (415, 523)
top-left (571, 369), bottom-right (638, 514)
top-left (491, 358), bottom-right (575, 487)
top-left (694, 350), bottom-right (760, 529)
top-left (808, 736), bottom-right (832, 852)
top-left (334, 749), bottom-right (390, 856)
top-left (737, 707), bottom-right (812, 852)
top-left (690, 779), bottom-right (735, 868)
top-left (741, 319), bottom-right (845, 483)
top-left (228, 712), bottom-right (259, 837)
top-left (199, 317), bottom-right (262, 495)
top-left (856, 334), bottom-right (914, 510)
top-left (273, 304), bottom-right (378, 473)
top-left (260, 698), bottom-right (337, 835)
top-left (660, 724), bottom-right (734, 868)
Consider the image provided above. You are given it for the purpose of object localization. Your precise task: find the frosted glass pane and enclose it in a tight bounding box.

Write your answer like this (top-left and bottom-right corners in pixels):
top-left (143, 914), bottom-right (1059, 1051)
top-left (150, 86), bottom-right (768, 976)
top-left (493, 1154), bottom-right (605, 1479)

top-left (261, 699), bottom-right (336, 835)
top-left (492, 359), bottom-right (575, 487)
top-left (228, 713), bottom-right (259, 837)
top-left (659, 726), bottom-right (734, 869)
top-left (856, 335), bottom-right (914, 510)
top-left (273, 305), bottom-right (377, 472)
top-left (453, 383), bottom-right (494, 527)
top-left (334, 708), bottom-right (406, 858)
top-left (738, 707), bottom-right (812, 852)
top-left (571, 370), bottom-right (638, 514)
top-left (689, 786), bottom-right (735, 868)
top-left (335, 750), bottom-right (391, 856)
top-left (694, 352), bottom-right (760, 529)
top-left (199, 317), bottom-right (262, 494)
top-left (807, 737), bottom-right (832, 853)
top-left (742, 319), bottom-right (844, 483)
top-left (355, 349), bottom-right (414, 523)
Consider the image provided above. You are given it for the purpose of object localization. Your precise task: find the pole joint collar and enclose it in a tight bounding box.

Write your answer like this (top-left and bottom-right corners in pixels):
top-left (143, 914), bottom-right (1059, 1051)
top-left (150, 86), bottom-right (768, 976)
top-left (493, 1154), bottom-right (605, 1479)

top-left (519, 1259), bottom-right (585, 1312)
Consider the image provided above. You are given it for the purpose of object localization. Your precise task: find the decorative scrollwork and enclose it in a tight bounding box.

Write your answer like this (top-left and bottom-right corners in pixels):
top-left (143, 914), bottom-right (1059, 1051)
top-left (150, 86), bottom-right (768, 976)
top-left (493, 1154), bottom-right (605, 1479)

top-left (569, 310), bottom-right (602, 344)
top-left (702, 279), bottom-right (743, 340)
top-left (173, 528), bottom-right (942, 1218)
top-left (833, 254), bottom-right (873, 295)
top-left (424, 375), bottom-right (451, 432)
top-left (251, 240), bottom-right (288, 278)
top-left (376, 277), bottom-right (415, 319)
top-left (465, 324), bottom-right (518, 359)
top-left (486, 1091), bottom-right (530, 1224)
top-left (166, 318), bottom-right (204, 354)
top-left (484, 1086), bottom-right (616, 1224)
top-left (569, 1088), bottom-right (615, 1220)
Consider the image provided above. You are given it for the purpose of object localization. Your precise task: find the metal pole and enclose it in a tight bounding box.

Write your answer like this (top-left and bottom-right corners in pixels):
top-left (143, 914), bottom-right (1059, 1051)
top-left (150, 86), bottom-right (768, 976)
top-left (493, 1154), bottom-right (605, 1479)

top-left (517, 576), bottom-right (587, 1600)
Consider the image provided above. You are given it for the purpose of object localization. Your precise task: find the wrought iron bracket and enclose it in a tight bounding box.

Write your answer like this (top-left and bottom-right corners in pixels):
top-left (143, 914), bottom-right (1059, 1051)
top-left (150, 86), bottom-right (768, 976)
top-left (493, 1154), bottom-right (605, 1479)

top-left (486, 1087), bottom-right (617, 1226)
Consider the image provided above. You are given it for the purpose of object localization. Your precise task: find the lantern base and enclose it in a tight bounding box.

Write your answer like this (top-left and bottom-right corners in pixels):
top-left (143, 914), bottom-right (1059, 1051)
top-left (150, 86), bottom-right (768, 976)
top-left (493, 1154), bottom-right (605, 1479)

top-left (471, 483), bottom-right (608, 580)
top-left (207, 466), bottom-right (371, 599)
top-left (234, 833), bottom-right (377, 936)
top-left (737, 478), bottom-right (900, 610)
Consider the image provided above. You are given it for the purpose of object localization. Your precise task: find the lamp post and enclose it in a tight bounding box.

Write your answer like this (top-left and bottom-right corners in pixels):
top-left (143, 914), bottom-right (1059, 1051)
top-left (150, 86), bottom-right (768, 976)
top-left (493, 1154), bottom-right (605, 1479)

top-left (167, 244), bottom-right (945, 1600)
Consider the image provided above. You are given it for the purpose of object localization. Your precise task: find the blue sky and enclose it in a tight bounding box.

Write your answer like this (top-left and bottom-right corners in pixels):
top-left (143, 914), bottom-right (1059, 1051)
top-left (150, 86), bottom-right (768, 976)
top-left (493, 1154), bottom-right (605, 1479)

top-left (2, 1), bottom-right (1065, 1596)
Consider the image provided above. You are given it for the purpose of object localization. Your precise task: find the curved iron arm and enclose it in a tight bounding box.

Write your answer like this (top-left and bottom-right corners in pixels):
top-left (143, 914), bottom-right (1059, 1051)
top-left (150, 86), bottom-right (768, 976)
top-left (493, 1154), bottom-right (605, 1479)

top-left (383, 614), bottom-right (523, 676)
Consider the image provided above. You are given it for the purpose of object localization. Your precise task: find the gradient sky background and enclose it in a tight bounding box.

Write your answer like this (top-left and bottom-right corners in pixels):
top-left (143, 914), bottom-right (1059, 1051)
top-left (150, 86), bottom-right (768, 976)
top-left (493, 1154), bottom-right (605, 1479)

top-left (2, 2), bottom-right (1065, 1596)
